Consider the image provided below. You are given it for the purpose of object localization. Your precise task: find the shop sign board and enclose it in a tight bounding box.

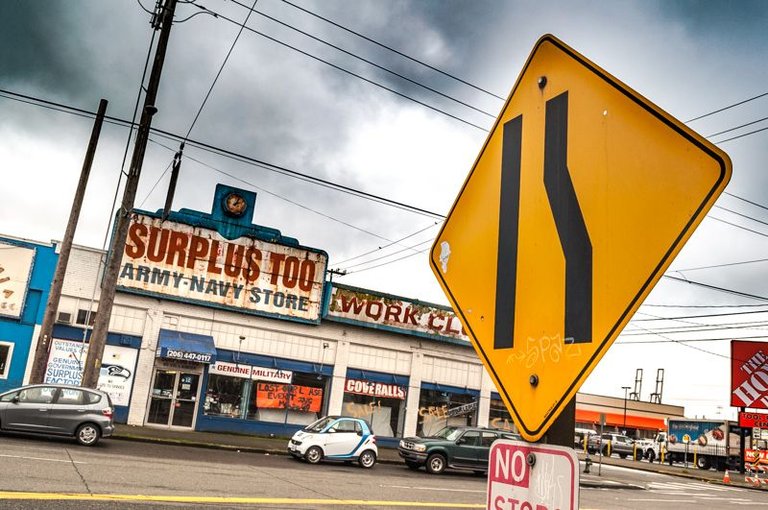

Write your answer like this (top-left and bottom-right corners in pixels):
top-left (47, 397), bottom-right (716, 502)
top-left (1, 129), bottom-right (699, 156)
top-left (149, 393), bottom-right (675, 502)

top-left (487, 440), bottom-right (578, 510)
top-left (210, 362), bottom-right (293, 383)
top-left (731, 340), bottom-right (768, 409)
top-left (430, 34), bottom-right (731, 441)
top-left (44, 339), bottom-right (138, 407)
top-left (344, 378), bottom-right (406, 400)
top-left (256, 383), bottom-right (322, 413)
top-left (447, 401), bottom-right (478, 418)
top-left (0, 241), bottom-right (35, 319)
top-left (740, 411), bottom-right (768, 429)
top-left (118, 214), bottom-right (327, 323)
top-left (327, 285), bottom-right (469, 343)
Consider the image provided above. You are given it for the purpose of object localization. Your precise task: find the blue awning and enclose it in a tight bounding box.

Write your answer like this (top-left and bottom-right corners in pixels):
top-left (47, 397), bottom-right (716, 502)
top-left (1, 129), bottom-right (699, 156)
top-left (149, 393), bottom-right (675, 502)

top-left (157, 329), bottom-right (217, 364)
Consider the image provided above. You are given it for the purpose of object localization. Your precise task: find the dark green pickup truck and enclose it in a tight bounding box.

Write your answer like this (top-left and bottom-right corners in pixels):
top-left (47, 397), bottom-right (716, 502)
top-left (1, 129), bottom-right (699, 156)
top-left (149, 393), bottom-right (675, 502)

top-left (397, 426), bottom-right (521, 475)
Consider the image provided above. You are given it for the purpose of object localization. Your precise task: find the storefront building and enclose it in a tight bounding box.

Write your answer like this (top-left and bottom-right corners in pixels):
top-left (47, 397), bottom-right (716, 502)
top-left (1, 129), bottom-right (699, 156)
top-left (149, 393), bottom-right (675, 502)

top-left (0, 235), bottom-right (57, 393)
top-left (21, 183), bottom-right (687, 445)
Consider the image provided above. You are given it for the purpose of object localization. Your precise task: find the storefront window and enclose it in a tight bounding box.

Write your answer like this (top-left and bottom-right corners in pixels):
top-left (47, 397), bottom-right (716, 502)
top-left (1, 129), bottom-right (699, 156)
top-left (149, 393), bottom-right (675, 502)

top-left (417, 388), bottom-right (478, 437)
top-left (0, 343), bottom-right (11, 379)
top-left (341, 378), bottom-right (406, 437)
top-left (204, 374), bottom-right (250, 419)
top-left (249, 373), bottom-right (327, 426)
top-left (488, 395), bottom-right (517, 432)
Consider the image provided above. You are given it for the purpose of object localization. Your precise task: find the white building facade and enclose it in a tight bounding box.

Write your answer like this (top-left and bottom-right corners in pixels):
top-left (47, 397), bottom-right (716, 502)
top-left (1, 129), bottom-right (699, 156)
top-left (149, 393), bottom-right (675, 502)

top-left (25, 184), bottom-right (507, 446)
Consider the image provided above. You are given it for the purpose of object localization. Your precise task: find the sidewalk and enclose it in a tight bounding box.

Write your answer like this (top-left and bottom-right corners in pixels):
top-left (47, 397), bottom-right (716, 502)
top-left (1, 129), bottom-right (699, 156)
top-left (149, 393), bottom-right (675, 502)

top-left (111, 424), bottom-right (764, 490)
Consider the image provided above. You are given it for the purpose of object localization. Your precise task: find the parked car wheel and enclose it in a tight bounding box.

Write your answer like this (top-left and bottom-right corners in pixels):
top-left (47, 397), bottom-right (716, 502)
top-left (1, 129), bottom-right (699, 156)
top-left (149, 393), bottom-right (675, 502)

top-left (405, 461), bottom-right (421, 471)
top-left (645, 450), bottom-right (656, 463)
top-left (358, 450), bottom-right (376, 469)
top-left (426, 453), bottom-right (447, 475)
top-left (305, 446), bottom-right (323, 464)
top-left (76, 423), bottom-right (101, 446)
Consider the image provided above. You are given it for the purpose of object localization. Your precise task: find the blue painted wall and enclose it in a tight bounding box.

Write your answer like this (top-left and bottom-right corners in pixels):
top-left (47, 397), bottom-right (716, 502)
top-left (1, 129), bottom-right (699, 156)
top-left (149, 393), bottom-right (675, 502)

top-left (0, 237), bottom-right (58, 394)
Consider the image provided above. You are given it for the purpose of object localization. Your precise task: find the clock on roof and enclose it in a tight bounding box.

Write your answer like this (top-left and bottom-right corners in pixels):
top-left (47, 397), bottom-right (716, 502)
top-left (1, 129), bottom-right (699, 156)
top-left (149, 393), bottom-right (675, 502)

top-left (223, 192), bottom-right (248, 218)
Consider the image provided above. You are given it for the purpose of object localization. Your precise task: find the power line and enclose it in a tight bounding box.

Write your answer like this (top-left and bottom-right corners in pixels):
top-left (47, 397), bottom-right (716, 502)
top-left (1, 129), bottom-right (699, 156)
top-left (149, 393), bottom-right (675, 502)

top-left (714, 205), bottom-right (768, 229)
top-left (716, 124), bottom-right (768, 144)
top-left (707, 114), bottom-right (768, 138)
top-left (686, 90), bottom-right (768, 123)
top-left (663, 274), bottom-right (768, 303)
top-left (189, 2), bottom-right (490, 132)
top-left (346, 246), bottom-right (429, 274)
top-left (183, 0), bottom-right (259, 141)
top-left (227, 0), bottom-right (495, 119)
top-left (279, 0), bottom-right (506, 101)
top-left (332, 222), bottom-right (440, 266)
top-left (724, 191), bottom-right (768, 215)
top-left (339, 237), bottom-right (434, 271)
top-left (671, 256), bottom-right (768, 273)
top-left (0, 88), bottom-right (446, 220)
top-left (642, 301), bottom-right (768, 308)
top-left (707, 215), bottom-right (768, 239)
top-left (149, 138), bottom-right (401, 244)
top-left (632, 307), bottom-right (768, 322)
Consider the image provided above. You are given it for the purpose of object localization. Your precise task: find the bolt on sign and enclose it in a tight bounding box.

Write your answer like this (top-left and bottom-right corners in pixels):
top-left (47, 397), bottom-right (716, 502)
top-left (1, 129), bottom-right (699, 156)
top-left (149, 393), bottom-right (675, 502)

top-left (430, 34), bottom-right (732, 441)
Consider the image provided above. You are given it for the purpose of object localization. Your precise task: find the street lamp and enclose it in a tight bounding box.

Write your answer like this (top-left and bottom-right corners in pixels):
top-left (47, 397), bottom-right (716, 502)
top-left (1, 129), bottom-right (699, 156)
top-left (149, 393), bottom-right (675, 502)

top-left (622, 386), bottom-right (631, 431)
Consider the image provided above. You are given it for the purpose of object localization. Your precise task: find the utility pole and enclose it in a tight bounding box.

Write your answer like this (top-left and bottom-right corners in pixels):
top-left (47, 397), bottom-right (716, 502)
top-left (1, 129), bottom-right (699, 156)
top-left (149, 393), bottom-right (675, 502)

top-left (622, 385), bottom-right (631, 431)
top-left (81, 0), bottom-right (178, 388)
top-left (28, 98), bottom-right (109, 384)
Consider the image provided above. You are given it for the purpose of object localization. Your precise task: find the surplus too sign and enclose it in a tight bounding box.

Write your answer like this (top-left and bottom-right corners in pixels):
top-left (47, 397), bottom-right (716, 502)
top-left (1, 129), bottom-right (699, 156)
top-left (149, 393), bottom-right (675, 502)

top-left (118, 214), bottom-right (327, 323)
top-left (732, 340), bottom-right (768, 409)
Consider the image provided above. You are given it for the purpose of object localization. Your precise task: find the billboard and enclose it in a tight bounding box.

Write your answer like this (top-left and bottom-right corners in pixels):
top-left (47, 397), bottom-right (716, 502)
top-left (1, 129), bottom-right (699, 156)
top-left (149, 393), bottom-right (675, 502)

top-left (326, 284), bottom-right (469, 343)
top-left (731, 340), bottom-right (768, 409)
top-left (117, 214), bottom-right (327, 323)
top-left (0, 241), bottom-right (35, 319)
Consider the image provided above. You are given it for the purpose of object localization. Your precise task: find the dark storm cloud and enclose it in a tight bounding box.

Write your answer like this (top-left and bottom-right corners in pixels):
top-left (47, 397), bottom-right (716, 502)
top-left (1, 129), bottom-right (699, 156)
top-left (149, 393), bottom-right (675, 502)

top-left (0, 1), bottom-right (148, 114)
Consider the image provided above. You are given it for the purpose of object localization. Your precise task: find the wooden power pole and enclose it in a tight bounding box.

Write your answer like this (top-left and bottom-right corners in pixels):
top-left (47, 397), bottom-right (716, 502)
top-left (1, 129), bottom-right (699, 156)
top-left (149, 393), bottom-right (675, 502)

top-left (81, 0), bottom-right (178, 388)
top-left (28, 99), bottom-right (109, 384)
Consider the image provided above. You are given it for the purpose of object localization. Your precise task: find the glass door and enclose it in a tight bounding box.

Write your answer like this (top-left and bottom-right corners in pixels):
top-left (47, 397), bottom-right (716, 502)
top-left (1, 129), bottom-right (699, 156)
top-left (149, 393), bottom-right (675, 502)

top-left (172, 373), bottom-right (200, 427)
top-left (147, 370), bottom-right (200, 427)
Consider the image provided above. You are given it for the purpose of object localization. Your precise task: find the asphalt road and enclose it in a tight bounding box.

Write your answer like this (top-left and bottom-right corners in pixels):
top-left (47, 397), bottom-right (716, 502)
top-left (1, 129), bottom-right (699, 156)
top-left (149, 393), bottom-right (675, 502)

top-left (0, 435), bottom-right (767, 509)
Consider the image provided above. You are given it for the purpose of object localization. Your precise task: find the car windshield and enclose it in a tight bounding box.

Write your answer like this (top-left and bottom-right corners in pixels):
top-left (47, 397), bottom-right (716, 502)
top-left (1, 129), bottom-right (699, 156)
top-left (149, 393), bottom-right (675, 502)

top-left (303, 416), bottom-right (335, 433)
top-left (430, 427), bottom-right (463, 441)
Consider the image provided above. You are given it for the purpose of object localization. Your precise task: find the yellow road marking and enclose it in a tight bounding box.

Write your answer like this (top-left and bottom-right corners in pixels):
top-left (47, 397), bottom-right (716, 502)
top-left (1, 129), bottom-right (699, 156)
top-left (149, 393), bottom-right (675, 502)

top-left (0, 491), bottom-right (484, 508)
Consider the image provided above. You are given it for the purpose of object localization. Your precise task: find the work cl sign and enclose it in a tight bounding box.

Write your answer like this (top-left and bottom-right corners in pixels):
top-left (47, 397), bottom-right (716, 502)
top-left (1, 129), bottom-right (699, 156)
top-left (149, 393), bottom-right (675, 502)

top-left (430, 34), bottom-right (731, 440)
top-left (487, 440), bottom-right (578, 510)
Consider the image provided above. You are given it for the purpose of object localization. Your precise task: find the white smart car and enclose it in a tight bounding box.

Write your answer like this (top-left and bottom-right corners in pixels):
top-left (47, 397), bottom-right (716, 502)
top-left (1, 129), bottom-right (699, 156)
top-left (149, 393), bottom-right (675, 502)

top-left (288, 415), bottom-right (377, 468)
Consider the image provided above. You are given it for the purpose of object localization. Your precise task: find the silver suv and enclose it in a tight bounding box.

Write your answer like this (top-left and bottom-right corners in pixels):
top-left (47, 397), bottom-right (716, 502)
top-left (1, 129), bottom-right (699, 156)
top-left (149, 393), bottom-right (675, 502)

top-left (0, 384), bottom-right (114, 446)
top-left (589, 433), bottom-right (639, 460)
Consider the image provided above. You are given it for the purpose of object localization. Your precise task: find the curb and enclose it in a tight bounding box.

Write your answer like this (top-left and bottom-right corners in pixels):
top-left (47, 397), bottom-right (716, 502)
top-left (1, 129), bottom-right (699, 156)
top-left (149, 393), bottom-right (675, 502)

top-left (112, 433), bottom-right (405, 465)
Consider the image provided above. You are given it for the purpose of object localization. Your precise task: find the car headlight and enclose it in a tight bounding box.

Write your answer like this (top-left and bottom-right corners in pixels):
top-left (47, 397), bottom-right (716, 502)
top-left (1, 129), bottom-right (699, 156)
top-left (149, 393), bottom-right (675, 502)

top-left (399, 440), bottom-right (406, 448)
top-left (413, 444), bottom-right (426, 452)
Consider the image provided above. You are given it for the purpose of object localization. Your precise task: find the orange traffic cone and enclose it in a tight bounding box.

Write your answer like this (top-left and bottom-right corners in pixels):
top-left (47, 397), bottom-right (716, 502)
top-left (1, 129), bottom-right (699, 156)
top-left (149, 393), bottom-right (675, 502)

top-left (723, 469), bottom-right (731, 484)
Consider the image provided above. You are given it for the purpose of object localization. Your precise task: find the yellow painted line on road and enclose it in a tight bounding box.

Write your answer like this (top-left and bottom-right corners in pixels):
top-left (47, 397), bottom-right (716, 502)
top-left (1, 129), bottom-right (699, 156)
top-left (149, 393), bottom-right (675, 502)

top-left (0, 491), bottom-right (484, 508)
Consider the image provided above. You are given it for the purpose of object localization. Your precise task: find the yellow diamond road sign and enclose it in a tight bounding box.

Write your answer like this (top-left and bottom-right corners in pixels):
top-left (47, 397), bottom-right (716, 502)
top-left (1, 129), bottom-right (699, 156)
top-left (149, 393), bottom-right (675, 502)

top-left (430, 34), bottom-right (731, 442)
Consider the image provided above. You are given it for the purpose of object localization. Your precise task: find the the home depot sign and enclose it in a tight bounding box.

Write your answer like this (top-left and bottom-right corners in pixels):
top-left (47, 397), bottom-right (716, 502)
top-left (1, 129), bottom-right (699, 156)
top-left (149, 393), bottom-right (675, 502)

top-left (117, 214), bottom-right (327, 322)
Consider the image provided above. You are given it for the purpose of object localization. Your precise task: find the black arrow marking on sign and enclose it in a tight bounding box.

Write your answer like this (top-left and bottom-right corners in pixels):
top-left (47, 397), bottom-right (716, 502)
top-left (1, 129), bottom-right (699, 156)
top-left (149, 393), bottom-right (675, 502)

top-left (494, 115), bottom-right (523, 350)
top-left (494, 91), bottom-right (592, 350)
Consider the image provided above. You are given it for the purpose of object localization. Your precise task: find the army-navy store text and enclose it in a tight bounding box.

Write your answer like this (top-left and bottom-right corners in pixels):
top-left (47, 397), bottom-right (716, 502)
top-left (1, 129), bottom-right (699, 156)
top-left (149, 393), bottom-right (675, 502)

top-left (29, 185), bottom-right (516, 443)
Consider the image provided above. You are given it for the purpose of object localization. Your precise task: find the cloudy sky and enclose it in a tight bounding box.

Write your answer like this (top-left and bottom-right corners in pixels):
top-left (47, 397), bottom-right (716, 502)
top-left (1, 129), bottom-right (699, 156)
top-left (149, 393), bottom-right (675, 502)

top-left (2, 0), bottom-right (768, 420)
